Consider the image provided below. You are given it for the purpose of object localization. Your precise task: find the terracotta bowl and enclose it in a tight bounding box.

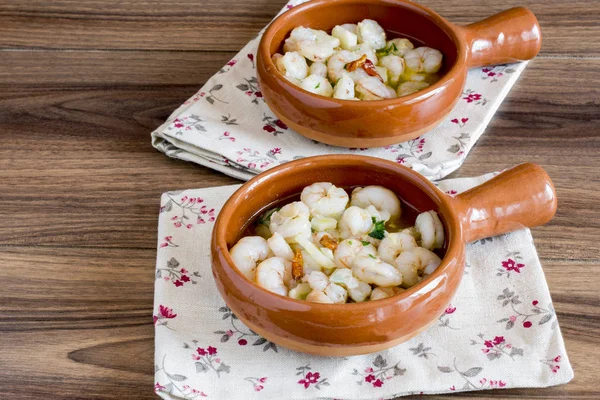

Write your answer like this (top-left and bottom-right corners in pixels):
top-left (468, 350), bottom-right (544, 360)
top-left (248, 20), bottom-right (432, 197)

top-left (211, 155), bottom-right (557, 356)
top-left (257, 0), bottom-right (541, 148)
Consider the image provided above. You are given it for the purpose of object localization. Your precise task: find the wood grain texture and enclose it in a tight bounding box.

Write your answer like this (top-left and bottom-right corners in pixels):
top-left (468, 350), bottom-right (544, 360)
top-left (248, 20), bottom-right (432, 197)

top-left (0, 0), bottom-right (598, 54)
top-left (0, 0), bottom-right (598, 398)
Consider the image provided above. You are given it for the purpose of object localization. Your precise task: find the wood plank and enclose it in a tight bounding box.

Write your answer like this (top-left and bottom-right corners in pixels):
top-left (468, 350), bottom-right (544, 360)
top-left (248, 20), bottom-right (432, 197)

top-left (0, 0), bottom-right (597, 55)
top-left (0, 247), bottom-right (596, 398)
top-left (0, 51), bottom-right (236, 86)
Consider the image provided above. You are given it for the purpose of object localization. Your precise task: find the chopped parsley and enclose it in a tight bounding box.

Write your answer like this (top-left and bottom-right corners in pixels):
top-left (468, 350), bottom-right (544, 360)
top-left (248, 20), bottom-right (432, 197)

top-left (361, 240), bottom-right (371, 246)
top-left (348, 240), bottom-right (353, 245)
top-left (315, 82), bottom-right (321, 89)
top-left (368, 217), bottom-right (386, 240)
top-left (368, 254), bottom-right (376, 259)
top-left (257, 207), bottom-right (280, 226)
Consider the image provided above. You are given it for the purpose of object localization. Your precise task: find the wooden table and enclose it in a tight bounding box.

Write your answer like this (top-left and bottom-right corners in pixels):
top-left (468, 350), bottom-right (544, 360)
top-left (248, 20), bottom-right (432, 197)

top-left (1, 0), bottom-right (598, 398)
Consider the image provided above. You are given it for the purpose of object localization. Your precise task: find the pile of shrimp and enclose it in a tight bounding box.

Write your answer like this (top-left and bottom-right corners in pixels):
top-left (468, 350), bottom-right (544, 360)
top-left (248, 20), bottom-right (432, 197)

top-left (229, 183), bottom-right (445, 303)
top-left (271, 20), bottom-right (443, 100)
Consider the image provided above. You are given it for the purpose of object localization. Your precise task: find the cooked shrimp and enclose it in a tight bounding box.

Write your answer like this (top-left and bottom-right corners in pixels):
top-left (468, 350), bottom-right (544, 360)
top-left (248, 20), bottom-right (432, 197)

top-left (325, 282), bottom-right (348, 303)
top-left (351, 185), bottom-right (401, 222)
top-left (301, 182), bottom-right (349, 218)
top-left (404, 47), bottom-right (443, 74)
top-left (393, 247), bottom-right (441, 287)
top-left (378, 54), bottom-right (405, 86)
top-left (357, 19), bottom-right (387, 50)
top-left (267, 232), bottom-right (295, 261)
top-left (300, 75), bottom-right (333, 96)
top-left (397, 81), bottom-right (430, 97)
top-left (283, 26), bottom-right (315, 53)
top-left (333, 73), bottom-right (355, 100)
top-left (338, 206), bottom-right (374, 239)
top-left (334, 239), bottom-right (377, 269)
top-left (348, 280), bottom-right (372, 302)
top-left (327, 50), bottom-right (361, 83)
top-left (329, 268), bottom-right (360, 289)
top-left (351, 43), bottom-right (378, 64)
top-left (306, 289), bottom-right (334, 303)
top-left (332, 25), bottom-right (358, 50)
top-left (311, 217), bottom-right (338, 233)
top-left (306, 270), bottom-right (329, 291)
top-left (355, 76), bottom-right (396, 100)
top-left (352, 247), bottom-right (403, 286)
top-left (383, 38), bottom-right (414, 56)
top-left (370, 286), bottom-right (404, 301)
top-left (255, 257), bottom-right (291, 296)
top-left (274, 51), bottom-right (308, 81)
top-left (378, 231), bottom-right (418, 264)
top-left (298, 41), bottom-right (337, 63)
top-left (230, 236), bottom-right (270, 280)
top-left (415, 210), bottom-right (444, 250)
top-left (309, 62), bottom-right (327, 78)
top-left (269, 201), bottom-right (311, 240)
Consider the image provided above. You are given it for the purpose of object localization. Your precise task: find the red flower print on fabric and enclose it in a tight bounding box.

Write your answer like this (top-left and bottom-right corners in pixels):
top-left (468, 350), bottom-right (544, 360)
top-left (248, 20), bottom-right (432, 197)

top-left (471, 334), bottom-right (523, 361)
top-left (497, 288), bottom-right (557, 330)
top-left (296, 365), bottom-right (329, 389)
top-left (352, 355), bottom-right (405, 387)
top-left (156, 257), bottom-right (200, 286)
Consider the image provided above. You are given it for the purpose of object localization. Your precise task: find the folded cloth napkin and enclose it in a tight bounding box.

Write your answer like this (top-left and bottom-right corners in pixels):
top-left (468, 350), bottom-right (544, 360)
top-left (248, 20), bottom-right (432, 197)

top-left (151, 0), bottom-right (528, 182)
top-left (153, 172), bottom-right (573, 400)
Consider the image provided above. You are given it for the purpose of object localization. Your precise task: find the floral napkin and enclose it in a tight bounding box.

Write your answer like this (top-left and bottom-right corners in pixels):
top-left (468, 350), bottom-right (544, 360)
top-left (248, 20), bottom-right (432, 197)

top-left (151, 0), bottom-right (528, 181)
top-left (153, 172), bottom-right (573, 399)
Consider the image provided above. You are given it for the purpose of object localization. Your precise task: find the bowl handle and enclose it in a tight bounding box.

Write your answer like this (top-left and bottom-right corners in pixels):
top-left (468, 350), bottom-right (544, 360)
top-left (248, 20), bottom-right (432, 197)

top-left (453, 163), bottom-right (557, 243)
top-left (457, 7), bottom-right (542, 68)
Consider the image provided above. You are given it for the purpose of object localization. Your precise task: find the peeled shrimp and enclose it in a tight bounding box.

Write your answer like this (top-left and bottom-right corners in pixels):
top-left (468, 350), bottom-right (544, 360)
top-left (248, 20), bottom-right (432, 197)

top-left (334, 239), bottom-right (377, 269)
top-left (378, 55), bottom-right (405, 86)
top-left (230, 236), bottom-right (270, 280)
top-left (338, 206), bottom-right (374, 239)
top-left (352, 247), bottom-right (403, 287)
top-left (370, 286), bottom-right (404, 301)
top-left (348, 280), bottom-right (372, 302)
top-left (327, 50), bottom-right (361, 83)
top-left (309, 62), bottom-right (327, 78)
top-left (415, 210), bottom-right (444, 250)
top-left (300, 75), bottom-right (333, 96)
top-left (273, 51), bottom-right (308, 81)
top-left (306, 270), bottom-right (330, 291)
top-left (355, 76), bottom-right (396, 100)
top-left (329, 268), bottom-right (360, 289)
top-left (267, 232), bottom-right (295, 261)
top-left (383, 38), bottom-right (414, 56)
top-left (404, 47), bottom-right (443, 74)
top-left (255, 257), bottom-right (291, 296)
top-left (269, 201), bottom-right (311, 240)
top-left (325, 282), bottom-right (348, 303)
top-left (397, 81), bottom-right (430, 97)
top-left (393, 247), bottom-right (441, 287)
top-left (332, 25), bottom-right (358, 50)
top-left (351, 185), bottom-right (401, 222)
top-left (357, 19), bottom-right (387, 50)
top-left (351, 43), bottom-right (378, 64)
top-left (301, 182), bottom-right (349, 218)
top-left (306, 289), bottom-right (334, 303)
top-left (333, 73), bottom-right (355, 100)
top-left (378, 231), bottom-right (418, 264)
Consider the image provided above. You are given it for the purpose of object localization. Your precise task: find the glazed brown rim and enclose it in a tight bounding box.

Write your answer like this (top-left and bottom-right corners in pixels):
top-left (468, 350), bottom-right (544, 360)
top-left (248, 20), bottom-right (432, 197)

top-left (214, 155), bottom-right (465, 309)
top-left (259, 0), bottom-right (467, 105)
